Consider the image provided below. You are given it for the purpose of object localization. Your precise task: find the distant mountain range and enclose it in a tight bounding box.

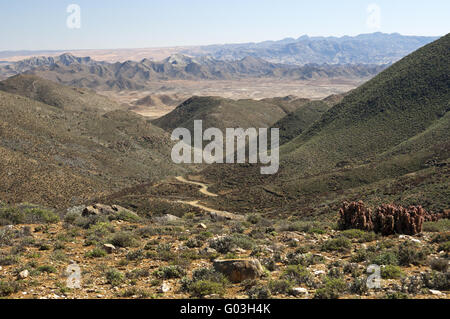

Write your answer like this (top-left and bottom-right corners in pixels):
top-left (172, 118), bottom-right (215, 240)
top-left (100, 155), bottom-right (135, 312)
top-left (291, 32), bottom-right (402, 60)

top-left (183, 32), bottom-right (438, 65)
top-left (0, 33), bottom-right (438, 66)
top-left (0, 53), bottom-right (387, 90)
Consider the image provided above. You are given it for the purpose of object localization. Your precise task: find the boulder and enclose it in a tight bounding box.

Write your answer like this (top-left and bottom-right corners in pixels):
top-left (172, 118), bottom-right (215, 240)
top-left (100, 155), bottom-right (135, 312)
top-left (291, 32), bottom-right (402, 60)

top-left (103, 243), bottom-right (116, 254)
top-left (291, 287), bottom-right (308, 296)
top-left (82, 204), bottom-right (139, 220)
top-left (160, 282), bottom-right (171, 293)
top-left (213, 259), bottom-right (263, 283)
top-left (209, 211), bottom-right (244, 222)
top-left (18, 269), bottom-right (29, 279)
top-left (154, 214), bottom-right (180, 223)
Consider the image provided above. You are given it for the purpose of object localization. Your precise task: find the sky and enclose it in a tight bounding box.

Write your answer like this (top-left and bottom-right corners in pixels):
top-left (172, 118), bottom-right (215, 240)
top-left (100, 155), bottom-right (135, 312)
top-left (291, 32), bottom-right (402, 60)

top-left (0, 0), bottom-right (449, 51)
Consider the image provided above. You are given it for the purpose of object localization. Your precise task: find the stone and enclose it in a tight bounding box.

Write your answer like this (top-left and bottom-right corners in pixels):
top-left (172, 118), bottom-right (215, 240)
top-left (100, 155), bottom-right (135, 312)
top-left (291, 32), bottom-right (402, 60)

top-left (160, 282), bottom-right (171, 293)
top-left (155, 214), bottom-right (180, 223)
top-left (291, 287), bottom-right (308, 296)
top-left (82, 204), bottom-right (139, 219)
top-left (18, 269), bottom-right (29, 279)
top-left (429, 289), bottom-right (443, 296)
top-left (213, 259), bottom-right (264, 283)
top-left (201, 247), bottom-right (217, 255)
top-left (209, 211), bottom-right (244, 222)
top-left (197, 223), bottom-right (207, 229)
top-left (103, 243), bottom-right (116, 254)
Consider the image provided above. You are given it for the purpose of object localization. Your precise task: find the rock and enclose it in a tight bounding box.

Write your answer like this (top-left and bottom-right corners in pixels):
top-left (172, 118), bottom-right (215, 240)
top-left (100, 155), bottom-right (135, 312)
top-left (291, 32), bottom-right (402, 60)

top-left (18, 269), bottom-right (29, 279)
top-left (231, 247), bottom-right (247, 254)
top-left (197, 223), bottom-right (207, 229)
top-left (209, 211), bottom-right (244, 222)
top-left (160, 282), bottom-right (171, 293)
top-left (66, 205), bottom-right (84, 216)
top-left (213, 259), bottom-right (263, 283)
top-left (201, 247), bottom-right (217, 255)
top-left (103, 244), bottom-right (116, 254)
top-left (291, 287), bottom-right (308, 296)
top-left (399, 235), bottom-right (421, 244)
top-left (313, 270), bottom-right (326, 276)
top-left (82, 204), bottom-right (139, 220)
top-left (155, 214), bottom-right (180, 223)
top-left (429, 289), bottom-right (443, 296)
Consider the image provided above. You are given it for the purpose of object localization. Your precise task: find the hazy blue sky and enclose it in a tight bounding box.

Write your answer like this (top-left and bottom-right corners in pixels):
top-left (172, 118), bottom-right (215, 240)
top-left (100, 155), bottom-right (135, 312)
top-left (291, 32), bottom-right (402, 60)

top-left (1, 0), bottom-right (449, 50)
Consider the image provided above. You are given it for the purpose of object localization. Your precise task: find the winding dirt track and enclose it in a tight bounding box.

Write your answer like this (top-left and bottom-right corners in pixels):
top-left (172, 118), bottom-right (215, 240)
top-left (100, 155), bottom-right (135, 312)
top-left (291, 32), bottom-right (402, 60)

top-left (175, 176), bottom-right (243, 220)
top-left (175, 176), bottom-right (218, 197)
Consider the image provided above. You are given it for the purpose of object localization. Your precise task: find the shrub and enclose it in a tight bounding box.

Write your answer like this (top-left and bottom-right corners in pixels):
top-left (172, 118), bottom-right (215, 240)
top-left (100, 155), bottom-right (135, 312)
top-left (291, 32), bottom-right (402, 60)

top-left (268, 279), bottom-right (293, 295)
top-left (286, 252), bottom-right (324, 266)
top-left (24, 208), bottom-right (59, 224)
top-left (381, 265), bottom-right (404, 279)
top-left (385, 292), bottom-right (409, 299)
top-left (314, 277), bottom-right (347, 299)
top-left (349, 277), bottom-right (368, 295)
top-left (209, 236), bottom-right (233, 254)
top-left (371, 251), bottom-right (399, 266)
top-left (282, 265), bottom-right (312, 285)
top-left (247, 215), bottom-right (260, 225)
top-left (431, 232), bottom-right (450, 243)
top-left (126, 269), bottom-right (149, 279)
top-left (341, 229), bottom-right (378, 242)
top-left (350, 249), bottom-right (372, 263)
top-left (85, 222), bottom-right (115, 245)
top-left (118, 287), bottom-right (151, 298)
top-left (247, 285), bottom-right (271, 299)
top-left (126, 249), bottom-right (144, 261)
top-left (321, 237), bottom-right (352, 252)
top-left (438, 241), bottom-right (450, 253)
top-left (423, 219), bottom-right (450, 232)
top-left (154, 265), bottom-right (186, 279)
top-left (185, 238), bottom-right (202, 248)
top-left (105, 268), bottom-right (124, 286)
top-left (181, 268), bottom-right (228, 298)
top-left (187, 280), bottom-right (225, 298)
top-left (108, 231), bottom-right (138, 248)
top-left (0, 254), bottom-right (19, 266)
top-left (430, 258), bottom-right (448, 272)
top-left (37, 265), bottom-right (57, 273)
top-left (397, 242), bottom-right (430, 266)
top-left (115, 210), bottom-right (141, 223)
top-left (85, 247), bottom-right (107, 258)
top-left (0, 280), bottom-right (21, 297)
top-left (421, 271), bottom-right (449, 290)
top-left (230, 234), bottom-right (255, 250)
top-left (0, 206), bottom-right (24, 225)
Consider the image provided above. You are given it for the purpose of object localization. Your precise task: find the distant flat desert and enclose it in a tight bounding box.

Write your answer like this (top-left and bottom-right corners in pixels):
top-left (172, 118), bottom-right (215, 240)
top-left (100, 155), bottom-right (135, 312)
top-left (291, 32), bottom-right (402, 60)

top-left (99, 77), bottom-right (365, 118)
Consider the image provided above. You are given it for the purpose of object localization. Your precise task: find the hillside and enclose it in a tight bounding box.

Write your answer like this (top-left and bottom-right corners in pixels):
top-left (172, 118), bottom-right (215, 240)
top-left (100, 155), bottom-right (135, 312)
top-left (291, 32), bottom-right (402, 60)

top-left (198, 34), bottom-right (450, 216)
top-left (152, 96), bottom-right (301, 133)
top-left (270, 96), bottom-right (343, 145)
top-left (0, 80), bottom-right (189, 209)
top-left (0, 74), bottom-right (121, 112)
